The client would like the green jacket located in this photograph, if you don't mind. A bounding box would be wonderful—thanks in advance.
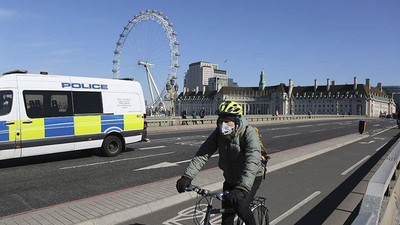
[183,116,263,193]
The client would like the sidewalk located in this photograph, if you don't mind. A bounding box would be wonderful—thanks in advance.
[0,133,367,225]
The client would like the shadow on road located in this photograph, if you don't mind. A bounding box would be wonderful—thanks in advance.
[0,149,95,169]
[295,131,400,225]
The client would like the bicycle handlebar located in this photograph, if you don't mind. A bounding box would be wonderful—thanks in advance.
[186,185,228,201]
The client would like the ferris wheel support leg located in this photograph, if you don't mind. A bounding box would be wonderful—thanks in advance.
[145,66,156,104]
[148,69,166,110]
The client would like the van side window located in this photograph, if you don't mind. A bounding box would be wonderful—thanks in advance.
[0,91,13,116]
[72,92,103,114]
[24,91,73,118]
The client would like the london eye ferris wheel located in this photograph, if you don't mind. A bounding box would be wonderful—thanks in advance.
[112,9,180,114]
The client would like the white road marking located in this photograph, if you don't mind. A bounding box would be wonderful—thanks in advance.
[269,127,290,131]
[371,125,397,137]
[59,151,175,170]
[376,143,386,151]
[270,191,321,225]
[373,124,380,127]
[134,154,220,171]
[310,129,326,133]
[359,140,375,145]
[341,155,371,176]
[373,137,386,140]
[272,133,301,139]
[296,125,312,128]
[316,123,329,126]
[137,146,166,150]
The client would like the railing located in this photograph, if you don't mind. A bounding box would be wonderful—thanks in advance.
[146,115,364,127]
[352,141,400,225]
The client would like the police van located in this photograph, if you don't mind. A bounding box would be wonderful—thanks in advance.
[0,70,147,160]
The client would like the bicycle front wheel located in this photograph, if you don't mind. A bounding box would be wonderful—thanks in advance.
[236,204,269,225]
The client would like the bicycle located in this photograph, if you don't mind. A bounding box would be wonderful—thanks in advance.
[186,184,269,225]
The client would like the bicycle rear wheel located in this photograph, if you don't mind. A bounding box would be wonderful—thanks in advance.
[236,204,269,225]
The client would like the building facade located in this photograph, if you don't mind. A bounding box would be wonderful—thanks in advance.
[183,61,219,91]
[383,86,400,113]
[176,71,396,117]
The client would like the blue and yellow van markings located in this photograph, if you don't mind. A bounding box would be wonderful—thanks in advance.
[0,113,143,143]
[0,121,9,141]
[101,115,124,133]
[45,117,74,137]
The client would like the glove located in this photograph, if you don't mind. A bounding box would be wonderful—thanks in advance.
[176,176,192,193]
[225,188,248,206]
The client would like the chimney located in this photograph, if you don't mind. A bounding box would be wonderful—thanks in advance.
[332,80,336,86]
[366,78,370,89]
[377,82,382,92]
[195,86,199,94]
[353,77,357,90]
[202,85,206,94]
[327,78,330,91]
[314,79,318,92]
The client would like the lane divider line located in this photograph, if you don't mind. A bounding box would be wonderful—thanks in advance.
[376,143,387,151]
[137,146,166,150]
[59,151,175,170]
[341,155,371,176]
[270,191,321,225]
[310,129,326,133]
[370,125,397,137]
[272,133,301,139]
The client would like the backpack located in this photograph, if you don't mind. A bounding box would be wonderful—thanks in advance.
[240,126,270,180]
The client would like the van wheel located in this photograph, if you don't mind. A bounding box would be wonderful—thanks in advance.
[102,136,122,157]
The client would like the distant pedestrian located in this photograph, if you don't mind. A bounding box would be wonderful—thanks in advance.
[199,108,205,124]
[181,111,188,125]
[192,111,198,125]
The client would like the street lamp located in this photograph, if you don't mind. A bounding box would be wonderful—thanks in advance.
[166,76,178,116]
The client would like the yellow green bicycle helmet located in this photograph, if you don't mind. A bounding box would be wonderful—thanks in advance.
[217,101,242,116]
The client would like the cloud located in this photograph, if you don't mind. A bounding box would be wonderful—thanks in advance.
[0,9,17,19]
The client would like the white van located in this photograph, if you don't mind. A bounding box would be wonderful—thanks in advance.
[0,70,147,160]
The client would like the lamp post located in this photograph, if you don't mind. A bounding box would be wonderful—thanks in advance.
[166,76,178,116]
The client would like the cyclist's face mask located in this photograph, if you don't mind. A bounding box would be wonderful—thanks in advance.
[218,117,236,139]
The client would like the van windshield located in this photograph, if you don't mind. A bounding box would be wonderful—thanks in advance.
[0,91,13,116]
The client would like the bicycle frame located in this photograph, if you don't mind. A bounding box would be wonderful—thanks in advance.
[203,197,235,224]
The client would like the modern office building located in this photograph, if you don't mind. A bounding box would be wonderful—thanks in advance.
[183,61,219,91]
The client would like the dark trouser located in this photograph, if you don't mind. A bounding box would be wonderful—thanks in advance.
[222,176,263,225]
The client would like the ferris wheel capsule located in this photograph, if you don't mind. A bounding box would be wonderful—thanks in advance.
[174,41,180,45]
[140,11,144,15]
[168,23,173,27]
[172,31,178,35]
[164,16,169,20]
[153,9,157,13]
[158,12,163,16]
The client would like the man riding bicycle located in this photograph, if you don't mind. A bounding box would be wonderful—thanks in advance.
[176,101,264,225]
